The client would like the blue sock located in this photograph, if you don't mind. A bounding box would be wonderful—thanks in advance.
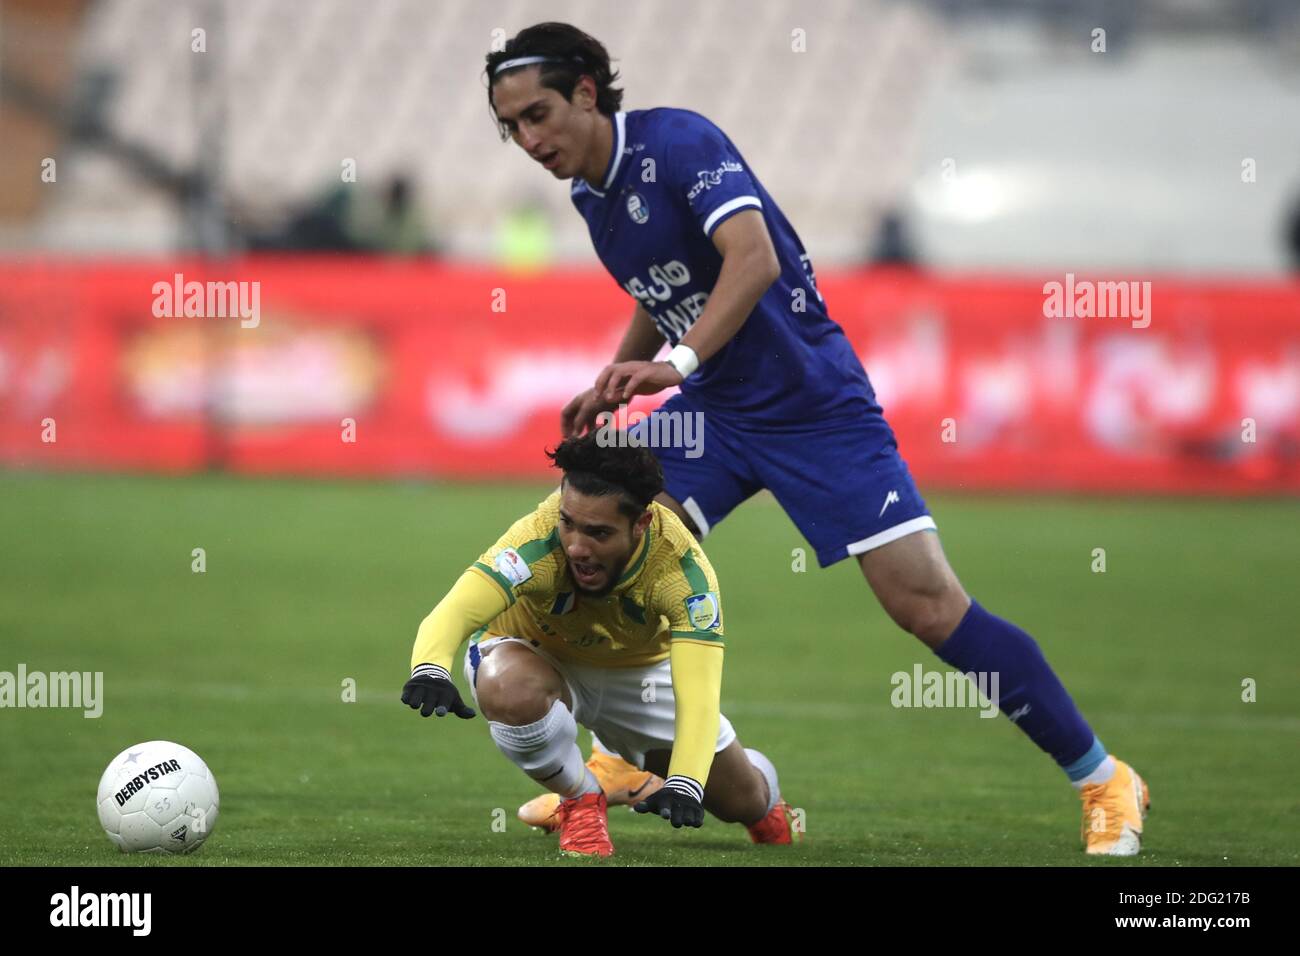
[935,599,1105,781]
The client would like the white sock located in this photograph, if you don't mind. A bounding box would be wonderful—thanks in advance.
[591,733,614,758]
[1071,755,1117,790]
[489,700,600,797]
[745,748,780,814]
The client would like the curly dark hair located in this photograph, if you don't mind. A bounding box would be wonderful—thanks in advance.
[485,22,623,141]
[546,432,663,520]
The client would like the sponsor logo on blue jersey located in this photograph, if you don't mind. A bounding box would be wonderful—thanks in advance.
[686,160,745,201]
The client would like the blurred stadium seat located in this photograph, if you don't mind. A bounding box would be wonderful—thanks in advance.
[1,0,1293,269]
[22,0,946,260]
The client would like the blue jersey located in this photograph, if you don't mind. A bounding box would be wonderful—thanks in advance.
[571,108,879,424]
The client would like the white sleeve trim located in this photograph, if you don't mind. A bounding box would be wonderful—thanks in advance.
[681,496,711,538]
[845,516,937,557]
[702,196,762,236]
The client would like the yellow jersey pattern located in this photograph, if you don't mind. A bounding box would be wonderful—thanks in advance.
[468,490,723,667]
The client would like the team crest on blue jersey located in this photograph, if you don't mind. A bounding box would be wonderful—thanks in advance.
[684,592,720,630]
[626,192,649,224]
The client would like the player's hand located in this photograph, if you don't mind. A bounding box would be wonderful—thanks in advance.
[560,387,618,438]
[634,775,705,828]
[401,665,476,719]
[597,360,683,402]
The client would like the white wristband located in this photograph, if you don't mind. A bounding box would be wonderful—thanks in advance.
[665,344,700,379]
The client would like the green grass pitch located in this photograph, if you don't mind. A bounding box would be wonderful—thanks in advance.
[1,472,1296,866]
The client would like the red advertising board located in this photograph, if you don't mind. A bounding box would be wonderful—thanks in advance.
[1,259,1297,493]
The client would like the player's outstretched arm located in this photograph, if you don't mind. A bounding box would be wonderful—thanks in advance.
[613,302,668,365]
[401,569,508,719]
[633,638,724,828]
[677,209,780,365]
[563,304,663,437]
[601,211,780,402]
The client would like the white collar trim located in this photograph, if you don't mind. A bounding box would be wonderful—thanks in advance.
[583,111,626,199]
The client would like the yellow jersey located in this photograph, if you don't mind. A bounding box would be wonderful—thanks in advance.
[408,489,728,784]
[468,490,723,667]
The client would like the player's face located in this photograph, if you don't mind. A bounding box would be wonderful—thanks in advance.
[491,68,600,180]
[557,486,652,597]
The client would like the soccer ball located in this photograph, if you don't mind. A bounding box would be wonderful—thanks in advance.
[96,740,220,854]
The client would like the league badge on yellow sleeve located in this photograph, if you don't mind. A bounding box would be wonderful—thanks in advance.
[685,592,721,630]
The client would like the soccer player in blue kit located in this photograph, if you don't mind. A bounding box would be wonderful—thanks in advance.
[484,22,1150,855]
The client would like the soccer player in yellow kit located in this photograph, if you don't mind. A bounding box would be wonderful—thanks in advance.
[400,433,796,857]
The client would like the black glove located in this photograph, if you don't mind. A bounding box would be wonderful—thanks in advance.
[634,775,705,828]
[401,664,476,719]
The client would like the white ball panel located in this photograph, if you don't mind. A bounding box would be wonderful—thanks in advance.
[118,810,163,852]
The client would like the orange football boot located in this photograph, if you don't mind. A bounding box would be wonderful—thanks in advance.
[747,800,801,845]
[1080,758,1150,856]
[520,750,663,832]
[557,791,614,858]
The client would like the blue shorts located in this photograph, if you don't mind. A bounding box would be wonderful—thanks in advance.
[630,393,935,568]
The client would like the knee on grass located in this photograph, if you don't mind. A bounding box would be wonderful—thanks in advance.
[708,785,769,827]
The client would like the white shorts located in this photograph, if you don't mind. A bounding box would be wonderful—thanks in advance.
[463,635,736,771]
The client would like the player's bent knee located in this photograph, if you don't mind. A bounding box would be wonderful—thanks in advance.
[710,789,767,826]
[702,743,771,825]
[907,602,957,646]
[708,787,767,826]
[474,646,567,725]
[863,544,970,646]
[476,676,557,725]
[882,584,969,647]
